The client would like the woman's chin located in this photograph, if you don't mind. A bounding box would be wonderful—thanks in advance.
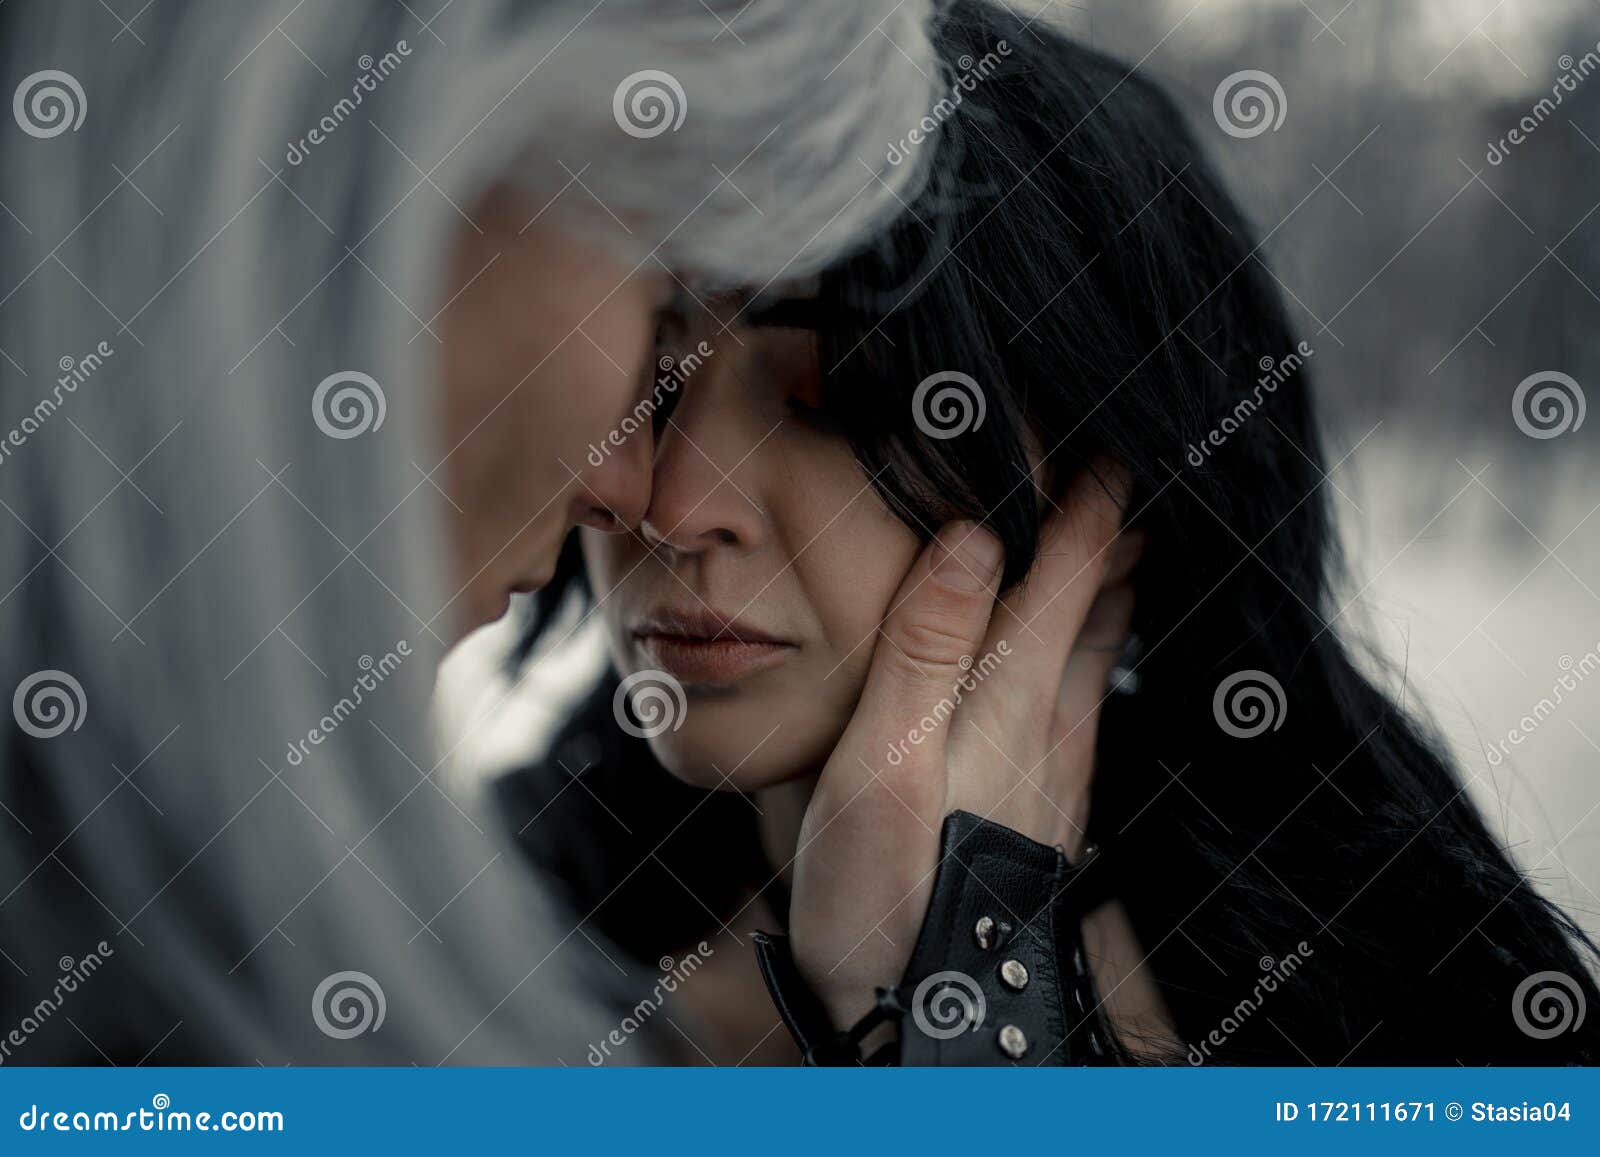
[648,731,823,794]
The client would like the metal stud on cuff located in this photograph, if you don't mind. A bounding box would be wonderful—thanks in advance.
[999,959,1029,990]
[998,1024,1029,1059]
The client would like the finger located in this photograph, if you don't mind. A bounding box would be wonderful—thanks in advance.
[974,461,1133,727]
[969,579,1139,851]
[1052,581,1137,762]
[820,520,1003,816]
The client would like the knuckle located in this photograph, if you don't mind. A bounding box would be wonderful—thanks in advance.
[888,609,982,671]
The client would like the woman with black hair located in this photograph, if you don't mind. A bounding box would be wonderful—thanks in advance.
[500,0,1600,1066]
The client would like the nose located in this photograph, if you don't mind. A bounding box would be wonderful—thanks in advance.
[573,413,652,533]
[639,378,766,556]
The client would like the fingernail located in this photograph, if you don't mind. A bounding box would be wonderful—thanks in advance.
[933,522,1003,593]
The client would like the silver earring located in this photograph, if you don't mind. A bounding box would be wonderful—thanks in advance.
[1108,632,1142,695]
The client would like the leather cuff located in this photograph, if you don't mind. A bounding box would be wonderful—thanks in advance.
[753,810,1117,1065]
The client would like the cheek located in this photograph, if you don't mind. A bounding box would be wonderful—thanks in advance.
[632,471,922,792]
[785,483,922,696]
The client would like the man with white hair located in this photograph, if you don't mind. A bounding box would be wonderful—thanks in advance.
[0,0,953,1063]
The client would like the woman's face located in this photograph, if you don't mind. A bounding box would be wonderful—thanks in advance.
[581,299,921,791]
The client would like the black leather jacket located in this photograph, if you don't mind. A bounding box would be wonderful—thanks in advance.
[496,679,1124,1066]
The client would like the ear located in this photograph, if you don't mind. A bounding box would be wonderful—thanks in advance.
[1101,525,1146,590]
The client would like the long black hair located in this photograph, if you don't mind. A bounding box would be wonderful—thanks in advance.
[510,0,1600,1064]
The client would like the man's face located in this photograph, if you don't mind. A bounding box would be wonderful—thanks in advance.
[438,185,669,638]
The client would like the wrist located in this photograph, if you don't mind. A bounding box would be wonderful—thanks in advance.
[814,984,886,1033]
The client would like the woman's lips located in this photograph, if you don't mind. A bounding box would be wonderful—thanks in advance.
[632,607,795,686]
[636,635,793,685]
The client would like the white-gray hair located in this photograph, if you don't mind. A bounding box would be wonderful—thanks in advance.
[0,0,939,1062]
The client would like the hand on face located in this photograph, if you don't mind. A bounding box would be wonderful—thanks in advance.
[786,465,1143,1030]
[573,285,1144,1037]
